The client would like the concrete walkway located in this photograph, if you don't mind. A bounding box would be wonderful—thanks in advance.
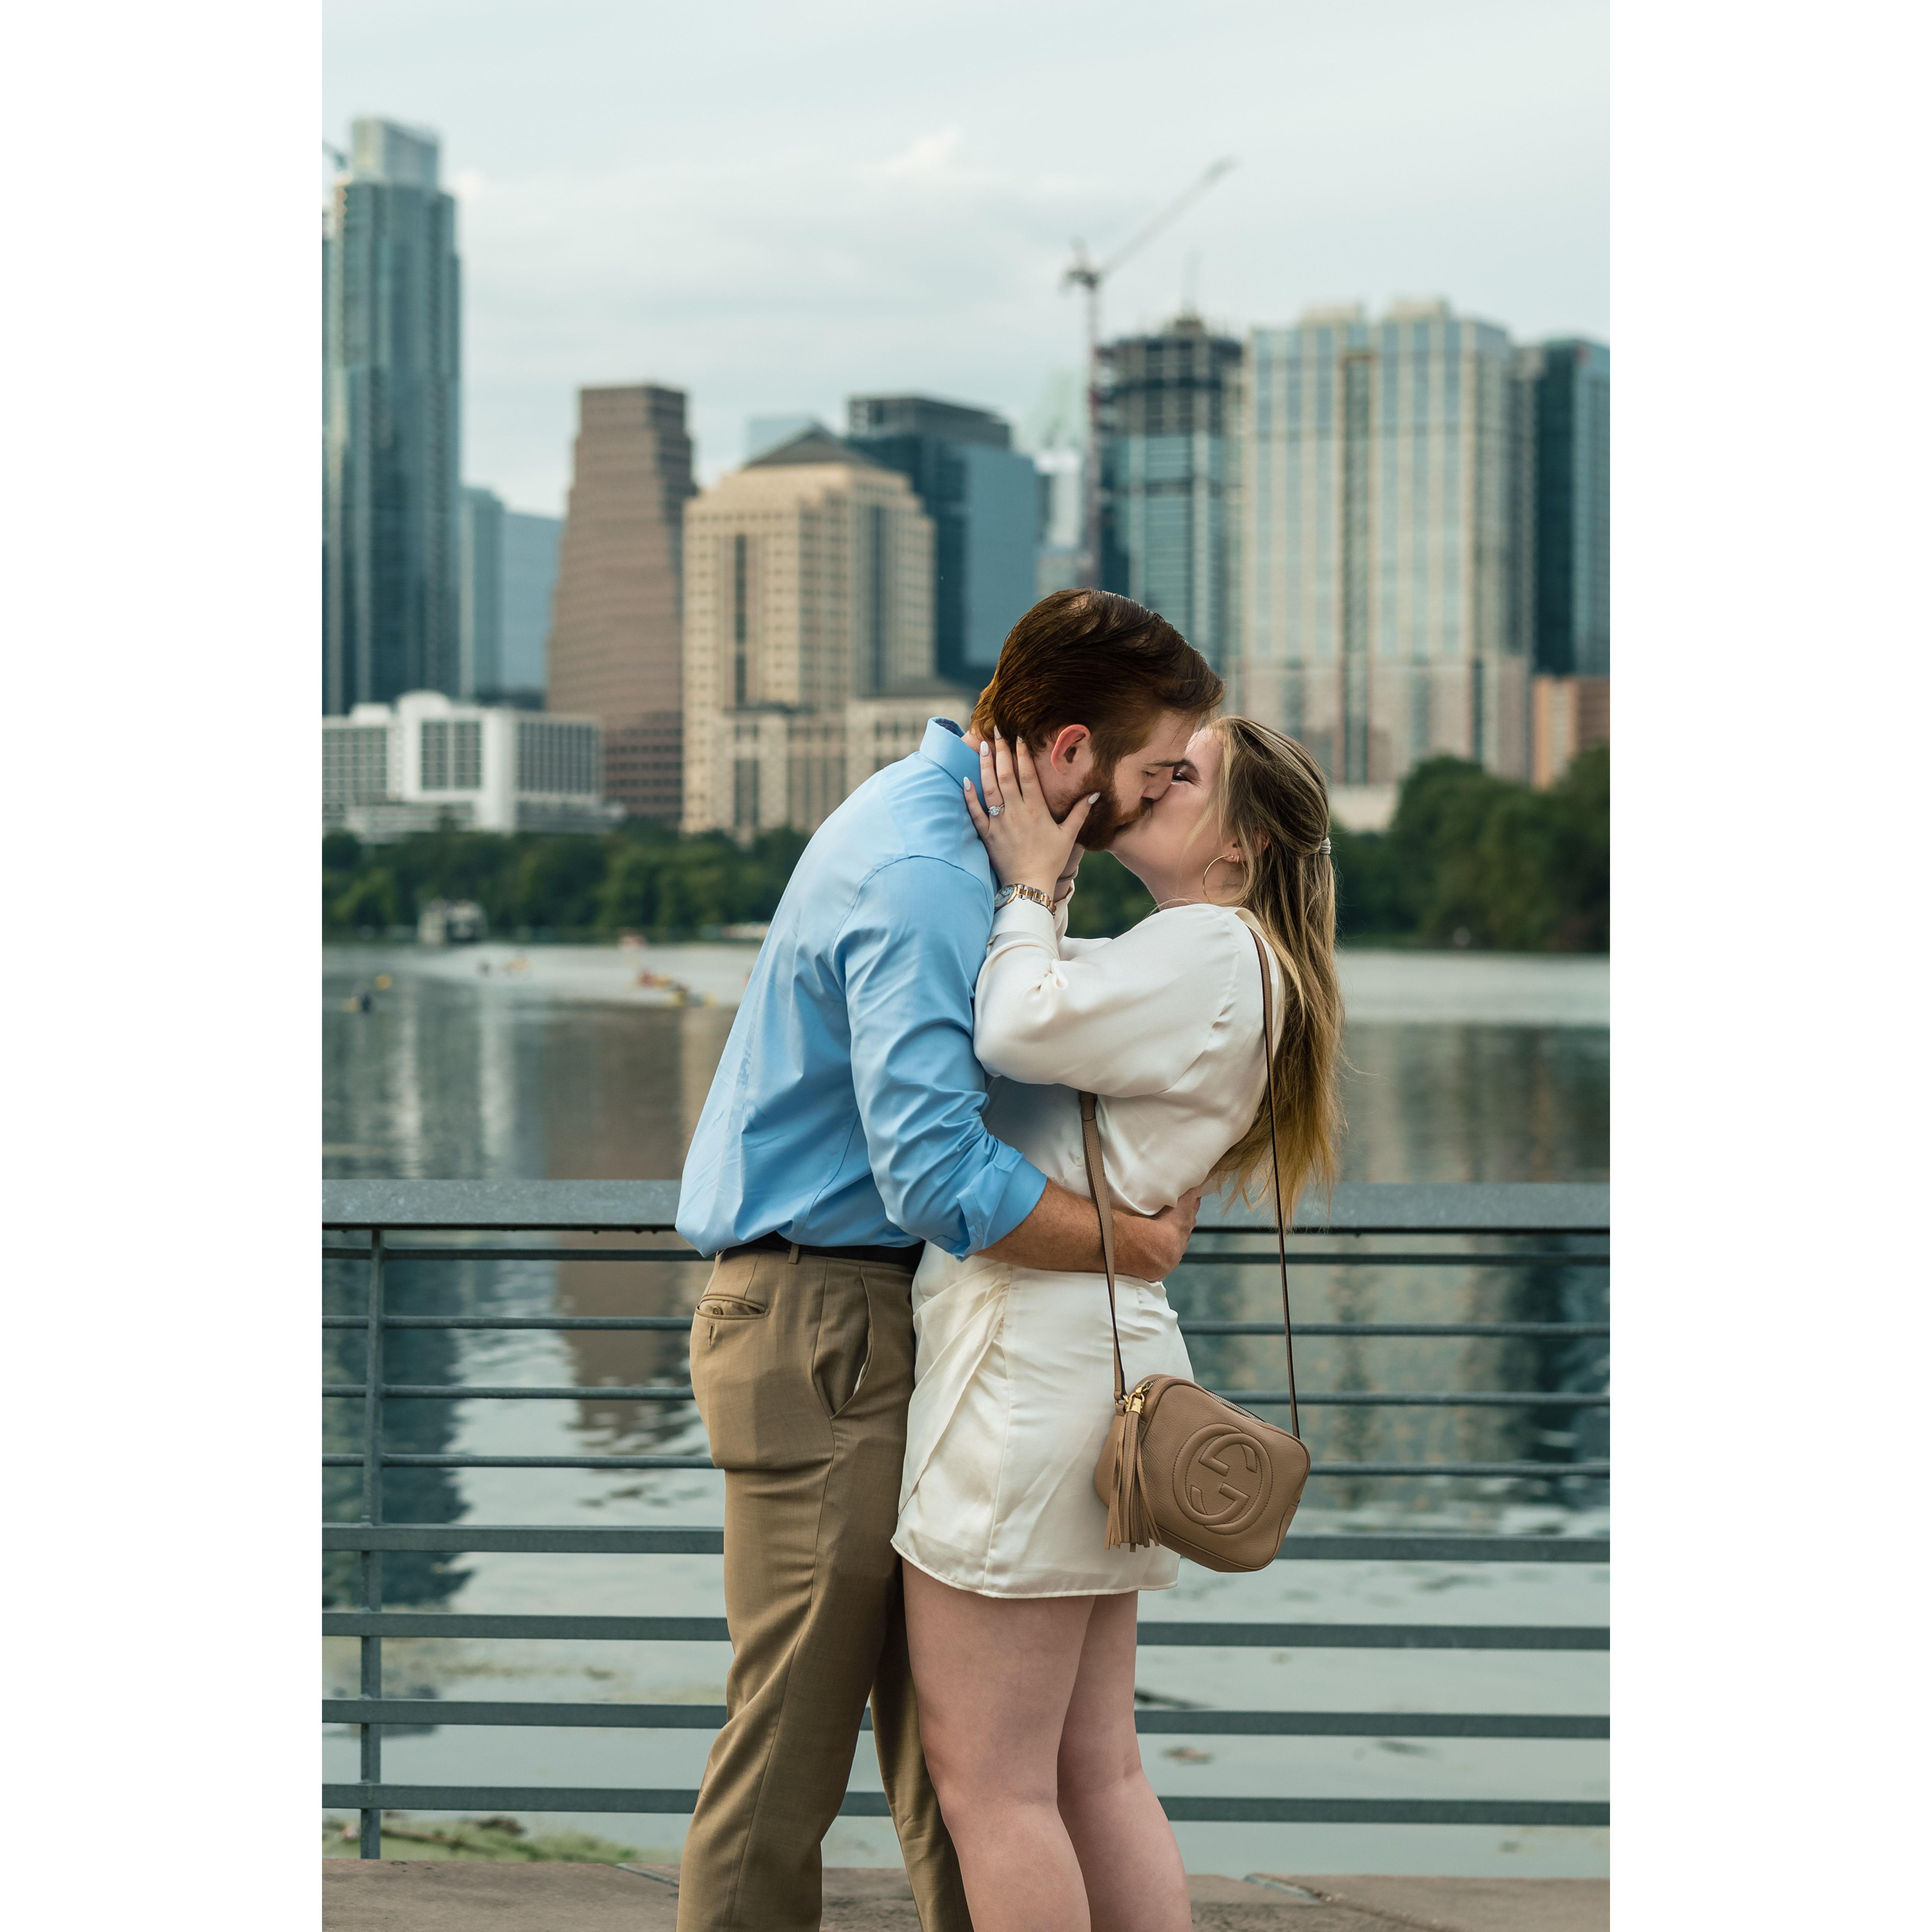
[322,1862,1608,1931]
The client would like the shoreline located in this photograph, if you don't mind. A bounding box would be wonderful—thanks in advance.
[325,940,1609,1028]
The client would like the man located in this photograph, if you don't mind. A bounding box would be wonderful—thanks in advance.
[673,589,1223,1932]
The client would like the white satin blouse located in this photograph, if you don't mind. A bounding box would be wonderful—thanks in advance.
[893,894,1284,1597]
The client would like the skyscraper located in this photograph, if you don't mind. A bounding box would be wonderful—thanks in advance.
[545,385,695,822]
[323,119,462,714]
[1525,339,1610,678]
[682,428,956,839]
[1098,315,1244,673]
[498,508,562,704]
[1236,300,1528,788]
[459,486,503,700]
[460,488,559,708]
[845,395,1039,687]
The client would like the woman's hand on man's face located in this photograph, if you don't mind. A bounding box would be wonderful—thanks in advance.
[962,733,1097,897]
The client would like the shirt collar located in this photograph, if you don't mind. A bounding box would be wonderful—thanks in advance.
[916,717,981,789]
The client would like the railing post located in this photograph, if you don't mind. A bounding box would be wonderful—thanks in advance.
[358,1229,385,1859]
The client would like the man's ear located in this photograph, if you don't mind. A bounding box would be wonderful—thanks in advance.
[1046,723,1092,770]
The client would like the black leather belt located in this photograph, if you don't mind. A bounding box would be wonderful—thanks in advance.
[720,1231,920,1271]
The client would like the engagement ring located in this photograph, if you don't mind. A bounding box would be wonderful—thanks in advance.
[988,805,1003,817]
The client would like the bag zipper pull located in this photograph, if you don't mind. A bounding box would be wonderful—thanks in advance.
[1119,1377,1155,1416]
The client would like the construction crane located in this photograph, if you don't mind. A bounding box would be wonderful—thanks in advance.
[1062,158,1237,586]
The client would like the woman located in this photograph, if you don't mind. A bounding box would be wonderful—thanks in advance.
[894,717,1345,1932]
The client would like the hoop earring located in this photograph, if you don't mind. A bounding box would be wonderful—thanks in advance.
[1201,855,1239,901]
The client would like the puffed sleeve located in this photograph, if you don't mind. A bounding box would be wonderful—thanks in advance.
[973,901,1249,1097]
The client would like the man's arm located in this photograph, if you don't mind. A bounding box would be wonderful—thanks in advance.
[840,857,1049,1257]
[980,1179,1203,1281]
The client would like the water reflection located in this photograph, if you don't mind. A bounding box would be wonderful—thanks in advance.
[323,954,1611,1580]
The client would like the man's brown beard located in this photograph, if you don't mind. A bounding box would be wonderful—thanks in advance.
[1074,781,1144,851]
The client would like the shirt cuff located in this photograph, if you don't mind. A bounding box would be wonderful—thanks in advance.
[988,894,1062,947]
[954,1151,1049,1258]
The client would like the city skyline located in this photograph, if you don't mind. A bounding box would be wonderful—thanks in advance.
[322,0,1607,515]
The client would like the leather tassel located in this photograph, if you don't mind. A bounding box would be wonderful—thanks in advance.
[1104,1408,1162,1552]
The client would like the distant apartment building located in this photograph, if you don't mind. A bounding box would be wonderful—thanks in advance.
[1236,300,1528,796]
[323,690,619,841]
[461,487,560,707]
[846,394,1039,688]
[323,119,462,713]
[1523,339,1611,678]
[1020,367,1089,599]
[1099,314,1244,673]
[682,428,965,840]
[545,385,695,822]
[1531,675,1610,789]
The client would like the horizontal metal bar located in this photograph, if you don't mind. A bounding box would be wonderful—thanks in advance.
[321,1782,1607,1827]
[324,1612,1606,1650]
[323,1179,1609,1235]
[322,1316,693,1331]
[1179,1253,1608,1268]
[322,1525,1609,1564]
[323,1698,1607,1740]
[323,1247,699,1263]
[322,1452,1610,1477]
[324,1382,1608,1409]
[322,1244,1607,1269]
[319,1315,1609,1338]
[1184,1322,1610,1338]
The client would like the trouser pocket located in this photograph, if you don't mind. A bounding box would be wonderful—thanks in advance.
[690,1252,837,1470]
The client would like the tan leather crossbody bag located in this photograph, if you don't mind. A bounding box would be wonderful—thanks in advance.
[1086,925,1310,1573]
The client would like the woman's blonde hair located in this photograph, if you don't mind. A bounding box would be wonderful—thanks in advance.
[1204,716,1346,1221]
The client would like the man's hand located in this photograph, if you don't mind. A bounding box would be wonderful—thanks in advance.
[1113,1187,1203,1282]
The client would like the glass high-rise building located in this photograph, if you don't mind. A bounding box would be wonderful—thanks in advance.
[845,395,1038,687]
[1526,338,1610,678]
[459,486,503,700]
[1237,300,1527,786]
[323,119,462,715]
[1098,315,1244,673]
[460,487,560,708]
[499,509,562,702]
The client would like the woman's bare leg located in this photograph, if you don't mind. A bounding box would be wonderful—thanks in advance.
[1057,1591,1191,1931]
[902,1561,1096,1932]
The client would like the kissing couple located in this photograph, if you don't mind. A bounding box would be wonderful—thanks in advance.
[673,588,1344,1932]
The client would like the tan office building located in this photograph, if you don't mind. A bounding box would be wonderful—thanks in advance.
[1531,675,1610,788]
[545,385,695,822]
[682,429,967,839]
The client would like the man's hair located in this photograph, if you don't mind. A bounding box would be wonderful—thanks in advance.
[969,589,1223,774]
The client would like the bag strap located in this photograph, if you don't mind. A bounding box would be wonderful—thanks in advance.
[1076,921,1302,1438]
[1078,1091,1128,1406]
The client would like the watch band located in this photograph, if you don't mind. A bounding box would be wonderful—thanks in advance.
[995,883,1056,913]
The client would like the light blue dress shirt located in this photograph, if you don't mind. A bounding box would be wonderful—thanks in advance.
[676,718,1050,1260]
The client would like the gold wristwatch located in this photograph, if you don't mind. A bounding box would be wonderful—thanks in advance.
[994,883,1056,913]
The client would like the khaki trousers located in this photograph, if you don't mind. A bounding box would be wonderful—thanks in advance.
[676,1247,971,1932]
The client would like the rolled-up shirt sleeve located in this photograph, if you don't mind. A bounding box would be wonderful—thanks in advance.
[837,857,1048,1257]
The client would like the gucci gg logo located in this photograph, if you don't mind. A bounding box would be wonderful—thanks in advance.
[1172,1423,1275,1534]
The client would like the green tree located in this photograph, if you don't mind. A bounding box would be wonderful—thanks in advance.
[1064,850,1154,937]
[510,835,610,933]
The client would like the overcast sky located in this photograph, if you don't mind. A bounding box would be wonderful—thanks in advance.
[324,0,1607,513]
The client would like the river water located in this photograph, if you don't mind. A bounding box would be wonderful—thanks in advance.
[323,941,1609,1879]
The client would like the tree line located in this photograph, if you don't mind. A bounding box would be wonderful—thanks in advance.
[323,744,1606,952]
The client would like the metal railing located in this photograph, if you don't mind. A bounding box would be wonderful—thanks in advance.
[323,1180,1609,1857]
